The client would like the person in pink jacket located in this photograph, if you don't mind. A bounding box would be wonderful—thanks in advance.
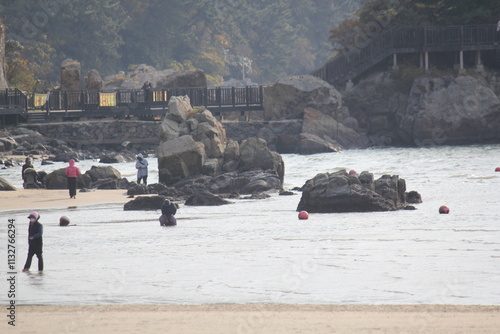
[64,159,81,199]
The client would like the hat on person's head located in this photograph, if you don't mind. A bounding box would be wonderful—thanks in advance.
[164,199,170,206]
[28,211,40,220]
[137,153,143,159]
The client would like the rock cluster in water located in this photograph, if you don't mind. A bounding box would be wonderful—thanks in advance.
[296,170,420,213]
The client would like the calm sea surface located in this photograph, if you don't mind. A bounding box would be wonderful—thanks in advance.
[1,145,499,305]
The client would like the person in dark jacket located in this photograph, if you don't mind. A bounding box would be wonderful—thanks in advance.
[23,211,44,271]
[22,157,34,184]
[160,199,177,226]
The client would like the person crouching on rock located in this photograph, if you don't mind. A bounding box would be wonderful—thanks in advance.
[160,199,177,226]
[23,211,44,272]
[64,159,81,199]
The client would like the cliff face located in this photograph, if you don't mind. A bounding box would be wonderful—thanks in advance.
[344,71,500,147]
[0,24,8,89]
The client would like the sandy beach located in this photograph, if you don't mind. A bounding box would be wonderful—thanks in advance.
[2,304,499,333]
[0,188,131,211]
[2,190,500,333]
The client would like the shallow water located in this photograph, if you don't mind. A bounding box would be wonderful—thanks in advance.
[1,145,499,305]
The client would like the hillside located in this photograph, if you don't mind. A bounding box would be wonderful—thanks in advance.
[0,0,360,89]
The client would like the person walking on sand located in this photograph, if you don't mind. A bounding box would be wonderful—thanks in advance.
[64,159,81,199]
[135,153,148,185]
[23,211,44,272]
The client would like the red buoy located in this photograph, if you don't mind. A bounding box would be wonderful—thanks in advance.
[59,215,70,226]
[298,211,309,220]
[439,205,450,214]
[495,167,500,172]
[349,169,357,175]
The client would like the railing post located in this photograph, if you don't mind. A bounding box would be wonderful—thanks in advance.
[231,87,236,107]
[245,86,250,106]
[81,90,85,111]
[259,86,263,107]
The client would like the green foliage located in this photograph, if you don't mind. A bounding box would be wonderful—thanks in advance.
[389,66,424,94]
[1,0,361,86]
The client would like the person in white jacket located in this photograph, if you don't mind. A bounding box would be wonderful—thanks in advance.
[135,153,149,185]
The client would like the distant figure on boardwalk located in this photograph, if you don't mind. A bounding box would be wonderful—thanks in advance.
[135,153,148,185]
[160,199,177,226]
[23,211,44,272]
[64,159,81,199]
[142,81,153,107]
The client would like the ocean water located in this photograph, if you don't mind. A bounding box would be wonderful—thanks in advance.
[1,145,499,306]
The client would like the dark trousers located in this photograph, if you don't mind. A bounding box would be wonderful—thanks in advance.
[137,175,148,185]
[68,177,77,198]
[24,242,43,271]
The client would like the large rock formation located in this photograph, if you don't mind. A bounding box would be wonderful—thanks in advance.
[263,75,369,153]
[0,23,8,89]
[398,75,500,146]
[60,59,81,91]
[104,64,176,90]
[44,165,122,189]
[297,170,414,213]
[263,75,348,121]
[157,96,284,193]
[156,69,207,88]
[344,72,500,147]
[84,69,103,91]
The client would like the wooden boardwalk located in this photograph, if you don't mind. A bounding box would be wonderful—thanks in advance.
[0,86,264,125]
[312,24,500,87]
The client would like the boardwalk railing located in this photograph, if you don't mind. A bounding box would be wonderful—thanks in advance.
[0,89,28,111]
[312,24,500,86]
[26,86,264,112]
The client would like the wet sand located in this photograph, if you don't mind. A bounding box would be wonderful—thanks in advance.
[0,189,130,211]
[2,190,500,333]
[3,304,499,333]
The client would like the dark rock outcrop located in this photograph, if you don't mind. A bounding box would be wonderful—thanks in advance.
[156,69,207,88]
[0,176,16,191]
[297,170,415,213]
[185,191,232,206]
[406,190,422,204]
[124,195,165,211]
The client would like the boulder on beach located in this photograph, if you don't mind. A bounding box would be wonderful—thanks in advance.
[184,191,232,206]
[44,168,92,189]
[124,195,165,211]
[296,170,416,213]
[84,165,122,182]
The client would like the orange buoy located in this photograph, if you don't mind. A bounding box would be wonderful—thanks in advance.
[298,211,309,220]
[349,169,357,175]
[439,205,450,214]
[495,167,500,172]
